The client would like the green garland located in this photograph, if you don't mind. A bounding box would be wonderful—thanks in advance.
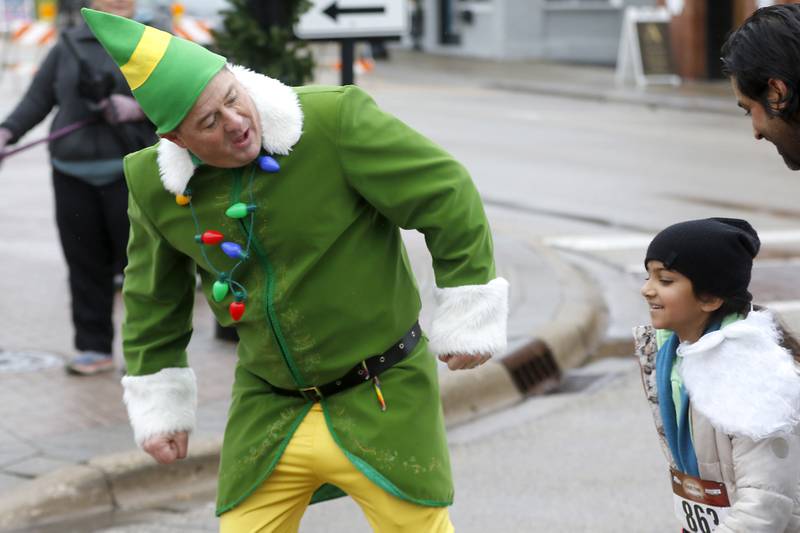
[187,163,257,308]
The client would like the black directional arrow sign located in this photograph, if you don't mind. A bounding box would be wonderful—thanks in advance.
[295,0,405,40]
[296,0,406,83]
[323,1,386,21]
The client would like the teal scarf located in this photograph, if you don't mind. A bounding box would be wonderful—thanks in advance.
[655,321,722,476]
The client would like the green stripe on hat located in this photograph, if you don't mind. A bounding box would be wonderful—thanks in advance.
[133,37,226,134]
[82,7,227,134]
[81,8,143,66]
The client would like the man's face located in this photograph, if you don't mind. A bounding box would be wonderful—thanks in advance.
[732,77,800,171]
[163,69,262,169]
[90,0,135,18]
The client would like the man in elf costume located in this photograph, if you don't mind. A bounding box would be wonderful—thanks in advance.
[82,8,508,532]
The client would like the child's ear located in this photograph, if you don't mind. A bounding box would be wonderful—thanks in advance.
[698,295,724,313]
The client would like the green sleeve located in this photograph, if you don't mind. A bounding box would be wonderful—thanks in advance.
[122,160,196,376]
[337,85,496,288]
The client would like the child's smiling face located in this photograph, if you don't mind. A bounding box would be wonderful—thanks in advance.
[641,261,723,343]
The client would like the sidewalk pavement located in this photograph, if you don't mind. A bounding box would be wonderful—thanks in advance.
[0,50,734,530]
[351,47,736,116]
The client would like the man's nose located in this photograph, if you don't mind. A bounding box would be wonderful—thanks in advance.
[223,109,245,132]
[753,126,763,140]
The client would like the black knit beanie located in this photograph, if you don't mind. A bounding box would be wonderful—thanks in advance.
[644,218,760,298]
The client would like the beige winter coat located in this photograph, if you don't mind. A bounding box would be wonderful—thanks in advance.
[634,310,800,532]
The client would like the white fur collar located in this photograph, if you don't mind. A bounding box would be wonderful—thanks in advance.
[678,310,800,439]
[156,64,304,196]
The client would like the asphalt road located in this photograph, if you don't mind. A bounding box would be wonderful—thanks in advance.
[23,49,800,532]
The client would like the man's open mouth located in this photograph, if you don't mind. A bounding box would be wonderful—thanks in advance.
[232,129,250,148]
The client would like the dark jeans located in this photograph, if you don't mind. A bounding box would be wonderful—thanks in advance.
[52,169,129,354]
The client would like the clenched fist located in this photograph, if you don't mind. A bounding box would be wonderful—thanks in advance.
[142,431,189,464]
[438,352,491,370]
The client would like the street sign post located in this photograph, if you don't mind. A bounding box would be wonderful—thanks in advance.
[296,0,407,84]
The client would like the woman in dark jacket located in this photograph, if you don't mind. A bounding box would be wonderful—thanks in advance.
[0,0,157,375]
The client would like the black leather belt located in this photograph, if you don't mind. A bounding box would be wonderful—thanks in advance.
[270,321,422,402]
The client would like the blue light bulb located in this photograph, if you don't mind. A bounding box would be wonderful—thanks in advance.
[221,242,248,260]
[258,155,280,173]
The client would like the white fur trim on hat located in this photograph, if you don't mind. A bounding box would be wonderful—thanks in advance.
[678,310,800,439]
[428,277,509,358]
[121,367,197,447]
[156,64,304,196]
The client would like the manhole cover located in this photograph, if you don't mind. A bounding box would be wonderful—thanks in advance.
[0,350,63,373]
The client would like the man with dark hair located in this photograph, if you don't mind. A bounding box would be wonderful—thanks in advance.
[722,4,800,170]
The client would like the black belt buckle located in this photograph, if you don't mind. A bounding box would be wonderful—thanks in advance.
[299,386,323,402]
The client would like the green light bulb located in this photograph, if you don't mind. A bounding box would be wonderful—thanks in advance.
[225,202,255,219]
[212,280,229,302]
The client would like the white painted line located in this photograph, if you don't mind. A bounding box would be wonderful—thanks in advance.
[759,229,800,244]
[753,257,800,268]
[761,300,800,314]
[626,257,800,274]
[546,229,800,253]
[544,233,651,252]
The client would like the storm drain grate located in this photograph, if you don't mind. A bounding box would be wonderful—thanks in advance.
[502,340,562,396]
[0,350,63,373]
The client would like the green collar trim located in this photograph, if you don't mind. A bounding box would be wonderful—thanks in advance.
[189,151,203,168]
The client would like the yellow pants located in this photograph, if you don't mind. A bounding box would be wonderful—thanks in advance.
[219,403,454,533]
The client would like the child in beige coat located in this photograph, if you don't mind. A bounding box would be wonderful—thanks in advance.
[635,218,800,532]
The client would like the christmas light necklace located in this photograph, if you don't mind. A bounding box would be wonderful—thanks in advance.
[177,154,280,322]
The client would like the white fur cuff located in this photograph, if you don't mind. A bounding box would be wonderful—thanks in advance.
[121,367,197,447]
[428,277,509,357]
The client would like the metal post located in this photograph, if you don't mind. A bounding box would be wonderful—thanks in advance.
[341,39,355,85]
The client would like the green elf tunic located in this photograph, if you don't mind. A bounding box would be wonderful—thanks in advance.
[120,65,509,515]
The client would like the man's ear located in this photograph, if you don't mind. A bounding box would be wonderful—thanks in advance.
[160,131,186,148]
[767,78,789,112]
[698,294,724,314]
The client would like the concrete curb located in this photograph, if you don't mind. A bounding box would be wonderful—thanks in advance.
[440,244,608,426]
[0,247,607,531]
[0,437,221,531]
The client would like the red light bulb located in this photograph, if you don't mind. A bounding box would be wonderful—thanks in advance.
[229,301,245,321]
[195,230,224,245]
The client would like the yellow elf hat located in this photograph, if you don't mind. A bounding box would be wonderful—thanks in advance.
[81,8,226,134]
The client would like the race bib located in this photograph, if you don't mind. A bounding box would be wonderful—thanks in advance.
[670,468,730,532]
